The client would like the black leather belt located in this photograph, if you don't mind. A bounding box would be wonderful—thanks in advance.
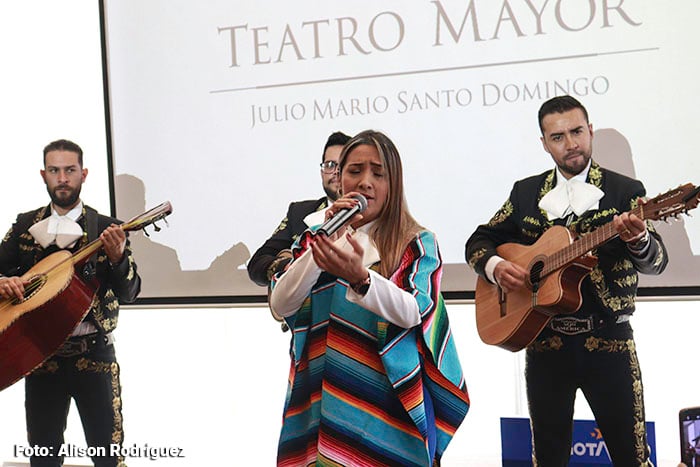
[54,333,114,358]
[547,315,630,336]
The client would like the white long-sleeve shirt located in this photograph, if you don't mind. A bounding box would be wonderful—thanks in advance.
[269,225,421,328]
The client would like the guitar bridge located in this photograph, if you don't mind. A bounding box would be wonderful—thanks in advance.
[498,285,506,317]
[531,282,539,309]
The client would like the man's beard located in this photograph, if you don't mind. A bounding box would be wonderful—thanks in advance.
[323,183,339,201]
[48,185,81,209]
[558,151,591,178]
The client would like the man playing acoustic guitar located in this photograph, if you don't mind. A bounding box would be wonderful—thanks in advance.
[465,96,667,466]
[0,139,141,467]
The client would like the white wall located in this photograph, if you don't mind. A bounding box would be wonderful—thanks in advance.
[1,300,697,466]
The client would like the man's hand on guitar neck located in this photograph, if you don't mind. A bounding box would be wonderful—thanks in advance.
[493,260,528,294]
[613,211,648,246]
[0,276,28,301]
[100,224,127,265]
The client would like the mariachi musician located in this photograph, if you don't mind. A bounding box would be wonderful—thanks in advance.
[465,96,667,465]
[0,139,140,467]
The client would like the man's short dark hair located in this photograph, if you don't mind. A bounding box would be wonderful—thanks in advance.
[43,139,83,167]
[322,131,351,162]
[538,95,589,134]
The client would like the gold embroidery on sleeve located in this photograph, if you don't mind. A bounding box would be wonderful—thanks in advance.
[589,267,635,312]
[614,274,638,288]
[487,200,513,226]
[468,248,487,269]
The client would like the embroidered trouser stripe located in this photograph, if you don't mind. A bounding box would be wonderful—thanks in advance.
[26,344,125,467]
[525,323,651,466]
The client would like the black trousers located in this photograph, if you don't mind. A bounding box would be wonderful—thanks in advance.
[525,322,651,466]
[25,338,124,467]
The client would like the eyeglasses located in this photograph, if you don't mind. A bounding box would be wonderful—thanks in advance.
[320,160,339,174]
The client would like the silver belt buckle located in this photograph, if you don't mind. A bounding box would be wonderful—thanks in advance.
[548,316,593,335]
[55,337,89,358]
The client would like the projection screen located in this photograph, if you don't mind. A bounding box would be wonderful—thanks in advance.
[103,0,700,302]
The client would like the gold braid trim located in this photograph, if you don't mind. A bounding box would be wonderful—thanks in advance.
[587,207,618,224]
[614,274,639,289]
[612,259,634,273]
[125,249,136,281]
[487,199,513,226]
[523,216,541,227]
[468,248,486,269]
[584,337,649,463]
[76,358,125,453]
[588,162,603,188]
[537,171,556,226]
[589,267,635,312]
[89,293,104,323]
[652,241,665,269]
[89,289,118,332]
[33,360,60,374]
[271,216,289,236]
[528,335,563,352]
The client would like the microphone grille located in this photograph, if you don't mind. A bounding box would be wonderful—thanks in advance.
[353,194,368,213]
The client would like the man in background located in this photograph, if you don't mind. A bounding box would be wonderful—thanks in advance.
[247,131,351,287]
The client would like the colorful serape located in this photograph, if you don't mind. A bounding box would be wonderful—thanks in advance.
[275,230,469,466]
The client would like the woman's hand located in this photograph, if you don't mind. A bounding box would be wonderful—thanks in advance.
[311,231,368,285]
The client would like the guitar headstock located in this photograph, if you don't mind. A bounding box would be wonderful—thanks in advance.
[644,184,700,221]
[121,201,173,233]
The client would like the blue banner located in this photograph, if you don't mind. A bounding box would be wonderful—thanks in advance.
[501,417,656,466]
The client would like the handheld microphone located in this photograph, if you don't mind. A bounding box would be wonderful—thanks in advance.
[316,194,368,236]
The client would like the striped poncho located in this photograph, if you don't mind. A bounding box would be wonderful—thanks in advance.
[276,230,469,466]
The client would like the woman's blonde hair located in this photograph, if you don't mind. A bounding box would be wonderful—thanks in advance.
[339,130,422,277]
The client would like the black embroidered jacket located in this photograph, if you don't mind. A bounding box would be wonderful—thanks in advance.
[465,162,667,318]
[247,197,328,286]
[0,204,141,333]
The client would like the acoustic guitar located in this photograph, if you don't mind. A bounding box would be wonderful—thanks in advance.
[0,201,172,391]
[475,184,700,352]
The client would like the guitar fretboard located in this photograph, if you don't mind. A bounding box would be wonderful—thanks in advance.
[542,204,644,277]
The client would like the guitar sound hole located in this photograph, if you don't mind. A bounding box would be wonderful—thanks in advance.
[11,275,47,305]
[529,261,544,289]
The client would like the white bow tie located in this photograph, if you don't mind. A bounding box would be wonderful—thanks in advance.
[539,178,604,221]
[28,215,83,249]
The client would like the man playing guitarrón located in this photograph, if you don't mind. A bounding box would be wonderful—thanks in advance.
[0,139,140,467]
[465,96,667,466]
